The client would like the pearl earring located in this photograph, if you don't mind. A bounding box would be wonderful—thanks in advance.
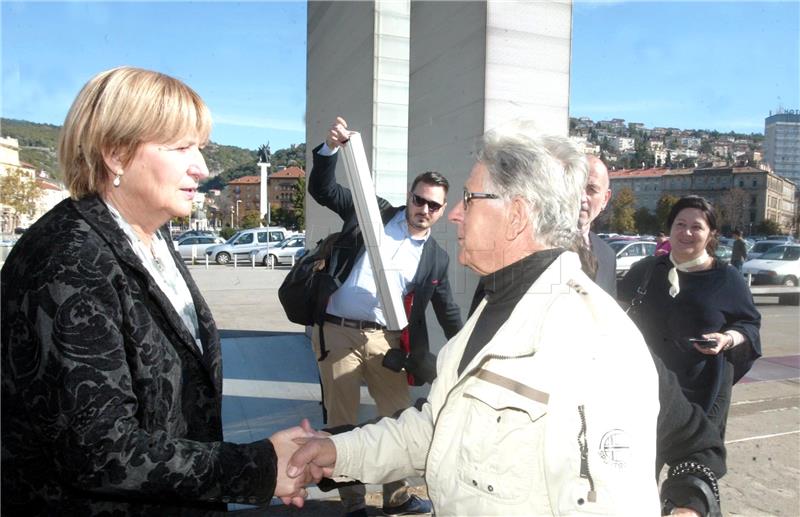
[113,169,123,188]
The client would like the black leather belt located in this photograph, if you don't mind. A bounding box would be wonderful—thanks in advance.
[324,314,386,331]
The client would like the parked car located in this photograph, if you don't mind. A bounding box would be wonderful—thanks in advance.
[608,240,657,277]
[250,235,306,266]
[174,235,224,260]
[766,235,795,243]
[204,227,290,265]
[719,237,754,253]
[742,245,800,287]
[174,229,217,242]
[715,245,733,261]
[747,240,786,260]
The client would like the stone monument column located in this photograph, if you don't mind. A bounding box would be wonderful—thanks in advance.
[306,0,410,241]
[408,0,572,350]
[306,0,573,350]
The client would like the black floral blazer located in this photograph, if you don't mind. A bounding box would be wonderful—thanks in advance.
[1,195,277,514]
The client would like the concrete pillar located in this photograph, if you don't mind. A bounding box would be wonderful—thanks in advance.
[305,0,410,242]
[305,0,573,352]
[408,0,573,350]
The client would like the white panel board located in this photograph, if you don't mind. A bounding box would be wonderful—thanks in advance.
[340,133,408,330]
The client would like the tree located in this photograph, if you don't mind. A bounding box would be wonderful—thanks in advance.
[665,150,673,168]
[292,177,306,230]
[634,207,659,234]
[0,167,41,228]
[718,188,749,233]
[756,219,782,235]
[632,137,654,168]
[656,194,679,230]
[611,187,636,233]
[241,210,262,229]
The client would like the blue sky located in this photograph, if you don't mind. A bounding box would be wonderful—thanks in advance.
[2,1,798,151]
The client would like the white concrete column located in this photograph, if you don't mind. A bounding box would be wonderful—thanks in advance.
[258,161,269,225]
[408,0,573,350]
[305,0,411,243]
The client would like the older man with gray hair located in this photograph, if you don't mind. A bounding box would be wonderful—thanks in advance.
[287,128,715,516]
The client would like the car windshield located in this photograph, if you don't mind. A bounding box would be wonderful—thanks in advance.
[753,242,779,253]
[609,241,629,252]
[226,232,241,244]
[760,246,800,261]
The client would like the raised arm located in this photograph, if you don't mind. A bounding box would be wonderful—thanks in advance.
[307,117,356,220]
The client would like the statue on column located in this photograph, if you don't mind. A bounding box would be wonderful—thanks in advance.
[257,143,271,164]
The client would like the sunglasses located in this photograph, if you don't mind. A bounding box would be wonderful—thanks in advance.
[410,192,443,213]
[463,188,498,209]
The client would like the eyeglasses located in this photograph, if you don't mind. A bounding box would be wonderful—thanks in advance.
[463,188,498,209]
[410,192,443,213]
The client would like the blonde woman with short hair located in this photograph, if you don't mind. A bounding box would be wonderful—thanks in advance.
[1,67,311,513]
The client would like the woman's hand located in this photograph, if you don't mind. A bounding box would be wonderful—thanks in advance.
[693,332,732,355]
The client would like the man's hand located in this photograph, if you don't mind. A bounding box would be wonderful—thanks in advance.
[270,419,319,507]
[668,508,701,517]
[326,116,351,150]
[287,437,338,484]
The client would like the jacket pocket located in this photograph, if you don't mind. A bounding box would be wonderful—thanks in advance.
[456,375,549,504]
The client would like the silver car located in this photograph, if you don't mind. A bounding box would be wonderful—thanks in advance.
[609,240,657,277]
[250,235,305,266]
[174,235,225,260]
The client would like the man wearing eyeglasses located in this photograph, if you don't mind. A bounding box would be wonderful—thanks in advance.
[289,127,721,516]
[306,116,462,517]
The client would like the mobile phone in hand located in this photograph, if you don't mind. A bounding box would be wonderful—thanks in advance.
[689,337,717,349]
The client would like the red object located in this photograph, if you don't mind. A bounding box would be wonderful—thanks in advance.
[400,291,415,385]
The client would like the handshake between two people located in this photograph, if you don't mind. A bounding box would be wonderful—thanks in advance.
[270,418,339,508]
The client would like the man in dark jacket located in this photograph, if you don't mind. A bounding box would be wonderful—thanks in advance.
[307,116,462,516]
[580,155,617,296]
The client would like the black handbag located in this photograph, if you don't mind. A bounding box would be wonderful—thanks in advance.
[625,259,657,320]
[278,231,342,326]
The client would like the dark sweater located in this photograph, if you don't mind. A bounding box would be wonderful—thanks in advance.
[619,255,762,409]
[460,249,563,374]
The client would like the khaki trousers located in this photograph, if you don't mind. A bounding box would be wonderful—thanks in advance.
[312,323,411,512]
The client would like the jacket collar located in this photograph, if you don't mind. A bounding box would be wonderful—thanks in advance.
[456,251,583,376]
[72,195,221,391]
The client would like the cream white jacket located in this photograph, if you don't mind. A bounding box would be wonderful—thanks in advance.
[331,252,661,516]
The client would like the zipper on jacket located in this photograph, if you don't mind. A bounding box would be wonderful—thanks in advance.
[577,405,597,503]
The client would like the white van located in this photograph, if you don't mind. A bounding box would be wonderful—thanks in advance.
[204,227,289,264]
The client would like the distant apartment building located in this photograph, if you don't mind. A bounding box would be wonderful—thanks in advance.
[0,136,68,234]
[268,166,305,211]
[680,136,702,149]
[609,164,796,233]
[764,111,800,185]
[225,166,306,217]
[611,136,635,153]
[598,118,626,131]
[569,135,599,155]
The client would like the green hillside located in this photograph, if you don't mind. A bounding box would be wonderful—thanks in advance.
[1,118,305,188]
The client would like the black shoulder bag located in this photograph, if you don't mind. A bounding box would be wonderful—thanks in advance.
[625,260,657,321]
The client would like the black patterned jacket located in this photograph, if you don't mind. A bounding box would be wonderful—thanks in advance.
[1,195,277,514]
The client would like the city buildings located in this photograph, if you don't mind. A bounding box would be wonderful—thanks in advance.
[608,164,796,234]
[223,166,306,224]
[764,110,800,185]
[0,136,67,235]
